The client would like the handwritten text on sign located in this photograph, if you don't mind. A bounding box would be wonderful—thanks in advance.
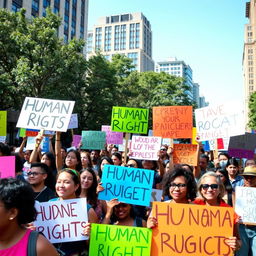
[98,165,154,207]
[81,131,106,150]
[111,106,149,134]
[235,186,256,225]
[34,198,88,243]
[101,125,123,145]
[0,156,15,178]
[195,102,245,141]
[16,97,75,132]
[130,136,162,161]
[151,202,234,256]
[173,144,198,166]
[153,106,193,139]
[89,224,152,256]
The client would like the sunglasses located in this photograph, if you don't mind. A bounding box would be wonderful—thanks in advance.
[126,164,135,168]
[201,184,219,190]
[27,171,45,176]
[160,148,167,151]
[170,183,187,189]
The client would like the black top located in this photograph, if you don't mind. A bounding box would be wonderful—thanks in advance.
[34,187,56,202]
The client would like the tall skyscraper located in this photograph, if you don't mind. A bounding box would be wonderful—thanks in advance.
[155,57,194,101]
[0,0,89,53]
[87,12,154,72]
[243,0,256,128]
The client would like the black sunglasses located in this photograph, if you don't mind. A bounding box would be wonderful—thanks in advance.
[201,184,219,190]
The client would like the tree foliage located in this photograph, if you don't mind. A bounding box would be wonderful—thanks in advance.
[248,92,256,129]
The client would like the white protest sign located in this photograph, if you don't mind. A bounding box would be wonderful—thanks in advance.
[195,102,245,141]
[16,97,75,132]
[235,186,256,225]
[118,138,131,152]
[26,136,36,150]
[68,113,78,129]
[0,136,6,143]
[130,136,161,160]
[34,198,88,243]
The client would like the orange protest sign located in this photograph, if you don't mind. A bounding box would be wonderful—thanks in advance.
[153,106,193,139]
[173,144,198,166]
[151,202,234,256]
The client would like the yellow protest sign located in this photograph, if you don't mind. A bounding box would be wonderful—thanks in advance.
[151,202,234,256]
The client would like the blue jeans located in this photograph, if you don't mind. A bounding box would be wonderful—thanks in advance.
[236,224,256,256]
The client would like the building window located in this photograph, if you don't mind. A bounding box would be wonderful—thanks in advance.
[111,15,119,23]
[248,61,253,66]
[71,0,77,39]
[114,25,120,51]
[31,0,40,17]
[95,27,102,50]
[249,80,254,85]
[249,67,254,72]
[42,0,51,17]
[249,86,254,91]
[127,52,138,70]
[104,26,112,51]
[12,0,23,12]
[54,0,60,14]
[80,0,85,39]
[248,48,253,54]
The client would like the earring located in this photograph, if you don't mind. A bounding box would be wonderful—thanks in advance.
[9,217,14,220]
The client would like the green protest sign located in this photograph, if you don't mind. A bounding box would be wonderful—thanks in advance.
[111,106,149,134]
[19,128,26,137]
[0,111,7,136]
[81,131,106,150]
[89,224,152,256]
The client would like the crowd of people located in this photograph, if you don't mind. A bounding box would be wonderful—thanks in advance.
[0,133,256,256]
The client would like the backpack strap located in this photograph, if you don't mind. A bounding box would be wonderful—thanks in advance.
[27,230,40,256]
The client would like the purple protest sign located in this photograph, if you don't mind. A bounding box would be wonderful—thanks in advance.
[101,125,123,145]
[72,135,82,148]
[0,156,15,178]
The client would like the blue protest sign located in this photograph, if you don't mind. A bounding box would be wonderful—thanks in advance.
[98,165,154,206]
[41,137,50,153]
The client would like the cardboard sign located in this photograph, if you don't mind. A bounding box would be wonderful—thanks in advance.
[111,106,149,134]
[26,129,40,137]
[101,125,123,145]
[151,202,234,256]
[235,186,256,225]
[173,144,198,166]
[228,133,256,159]
[81,131,106,150]
[130,136,162,161]
[26,136,36,150]
[153,106,193,139]
[34,198,88,243]
[68,113,78,129]
[0,111,7,136]
[195,102,245,141]
[72,135,82,148]
[89,224,152,256]
[16,97,75,132]
[0,156,15,178]
[98,165,154,207]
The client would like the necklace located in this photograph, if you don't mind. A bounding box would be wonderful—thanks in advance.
[35,186,47,200]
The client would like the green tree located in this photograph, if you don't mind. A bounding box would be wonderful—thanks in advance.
[248,91,256,129]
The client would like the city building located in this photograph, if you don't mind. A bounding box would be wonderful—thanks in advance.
[87,12,154,72]
[193,83,200,106]
[243,0,256,128]
[0,0,89,52]
[199,96,209,108]
[155,57,194,101]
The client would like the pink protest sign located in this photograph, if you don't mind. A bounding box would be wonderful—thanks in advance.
[101,125,123,145]
[0,156,15,178]
[72,135,82,148]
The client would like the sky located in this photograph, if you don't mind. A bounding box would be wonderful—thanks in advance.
[88,0,248,106]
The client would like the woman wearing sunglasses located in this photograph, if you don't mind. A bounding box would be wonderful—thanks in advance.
[147,167,197,228]
[194,172,241,252]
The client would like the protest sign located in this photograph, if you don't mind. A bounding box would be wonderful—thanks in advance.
[195,102,245,141]
[118,138,131,152]
[151,202,234,256]
[0,111,7,136]
[0,136,6,143]
[26,129,40,137]
[72,135,82,148]
[153,106,193,138]
[235,186,256,225]
[0,156,15,178]
[162,138,171,145]
[41,137,50,153]
[101,125,123,145]
[26,136,36,150]
[19,128,26,137]
[173,144,198,166]
[151,189,162,202]
[130,136,162,161]
[99,165,154,207]
[34,198,88,243]
[16,97,75,132]
[111,106,149,134]
[192,127,197,145]
[81,131,106,150]
[228,133,256,159]
[68,113,78,129]
[89,224,152,256]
